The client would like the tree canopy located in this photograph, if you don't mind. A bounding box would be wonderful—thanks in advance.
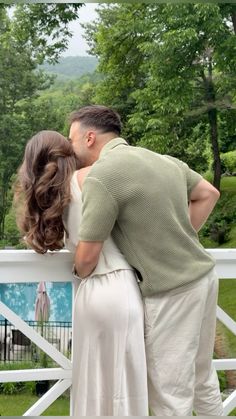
[85,3,236,189]
[0,4,82,240]
[0,3,236,246]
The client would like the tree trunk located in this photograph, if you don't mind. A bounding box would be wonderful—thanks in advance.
[208,107,221,191]
[202,65,221,191]
[231,10,236,34]
[0,184,8,240]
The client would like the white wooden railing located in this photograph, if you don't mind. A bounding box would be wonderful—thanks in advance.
[0,248,235,416]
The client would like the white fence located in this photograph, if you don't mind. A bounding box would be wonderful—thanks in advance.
[0,248,235,416]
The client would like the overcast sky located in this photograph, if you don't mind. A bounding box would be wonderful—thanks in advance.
[63,3,98,57]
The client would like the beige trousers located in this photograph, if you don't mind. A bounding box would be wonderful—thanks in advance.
[144,268,224,416]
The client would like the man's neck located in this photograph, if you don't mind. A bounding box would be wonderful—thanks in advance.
[97,132,118,146]
[97,134,120,156]
[99,137,128,160]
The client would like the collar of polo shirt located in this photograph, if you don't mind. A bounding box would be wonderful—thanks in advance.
[99,137,128,159]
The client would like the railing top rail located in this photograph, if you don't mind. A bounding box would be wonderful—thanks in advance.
[206,248,236,259]
[0,249,72,262]
[0,248,235,260]
[0,249,74,283]
[0,249,235,284]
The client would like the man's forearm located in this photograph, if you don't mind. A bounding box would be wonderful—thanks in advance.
[189,179,220,232]
[75,258,97,279]
[189,193,220,232]
[74,241,103,279]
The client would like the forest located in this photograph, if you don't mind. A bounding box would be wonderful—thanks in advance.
[40,55,98,81]
[0,2,235,250]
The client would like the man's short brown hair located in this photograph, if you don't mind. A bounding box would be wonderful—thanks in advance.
[69,105,122,136]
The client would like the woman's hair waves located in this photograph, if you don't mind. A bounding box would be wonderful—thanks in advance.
[14,130,80,253]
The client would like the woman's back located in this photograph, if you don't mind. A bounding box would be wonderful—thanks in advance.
[63,171,133,276]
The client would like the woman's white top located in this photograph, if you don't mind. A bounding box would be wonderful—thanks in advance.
[63,171,133,276]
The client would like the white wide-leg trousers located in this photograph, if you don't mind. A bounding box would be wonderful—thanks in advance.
[72,269,148,416]
[144,268,224,416]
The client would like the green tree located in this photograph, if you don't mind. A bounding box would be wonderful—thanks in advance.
[0,9,47,238]
[20,72,98,139]
[0,4,82,240]
[85,3,236,189]
[12,3,82,64]
[85,4,148,143]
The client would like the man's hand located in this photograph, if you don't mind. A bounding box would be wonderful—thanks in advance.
[189,179,220,232]
[74,241,103,278]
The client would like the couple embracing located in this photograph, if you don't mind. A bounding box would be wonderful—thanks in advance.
[15,105,223,416]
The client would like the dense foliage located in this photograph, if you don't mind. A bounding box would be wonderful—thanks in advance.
[0,3,235,246]
[85,3,236,188]
[0,4,82,241]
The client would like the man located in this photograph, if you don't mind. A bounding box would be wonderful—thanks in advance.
[69,105,223,416]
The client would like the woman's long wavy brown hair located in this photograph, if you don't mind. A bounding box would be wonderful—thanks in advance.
[14,130,80,253]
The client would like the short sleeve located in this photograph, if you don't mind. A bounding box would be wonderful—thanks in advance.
[78,176,118,242]
[165,155,202,197]
[182,163,203,196]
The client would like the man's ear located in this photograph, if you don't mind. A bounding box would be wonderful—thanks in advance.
[86,130,96,148]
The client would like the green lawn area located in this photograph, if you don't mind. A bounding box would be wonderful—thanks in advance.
[218,279,236,358]
[0,393,235,416]
[219,279,236,323]
[221,176,236,194]
[0,393,69,416]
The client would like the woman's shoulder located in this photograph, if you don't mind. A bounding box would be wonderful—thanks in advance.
[76,166,92,189]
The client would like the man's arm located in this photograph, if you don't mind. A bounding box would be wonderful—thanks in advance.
[189,179,220,232]
[73,176,118,278]
[74,241,103,278]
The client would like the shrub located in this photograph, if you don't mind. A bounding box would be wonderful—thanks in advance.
[220,151,236,174]
[0,382,16,395]
[0,381,36,395]
[203,169,213,182]
[0,362,37,395]
[209,150,236,175]
[209,221,230,245]
[24,381,36,395]
[200,193,236,245]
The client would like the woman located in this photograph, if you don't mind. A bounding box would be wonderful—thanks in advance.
[15,130,148,416]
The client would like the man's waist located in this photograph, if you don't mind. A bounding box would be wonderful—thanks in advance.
[138,260,215,297]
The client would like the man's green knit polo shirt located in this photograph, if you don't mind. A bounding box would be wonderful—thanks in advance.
[79,138,215,297]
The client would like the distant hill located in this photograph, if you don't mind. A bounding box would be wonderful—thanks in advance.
[41,56,98,81]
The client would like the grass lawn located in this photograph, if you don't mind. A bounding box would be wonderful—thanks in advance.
[221,176,236,194]
[0,393,69,416]
[218,278,236,358]
[0,393,235,416]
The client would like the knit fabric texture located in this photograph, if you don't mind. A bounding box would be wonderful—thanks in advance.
[79,138,215,297]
